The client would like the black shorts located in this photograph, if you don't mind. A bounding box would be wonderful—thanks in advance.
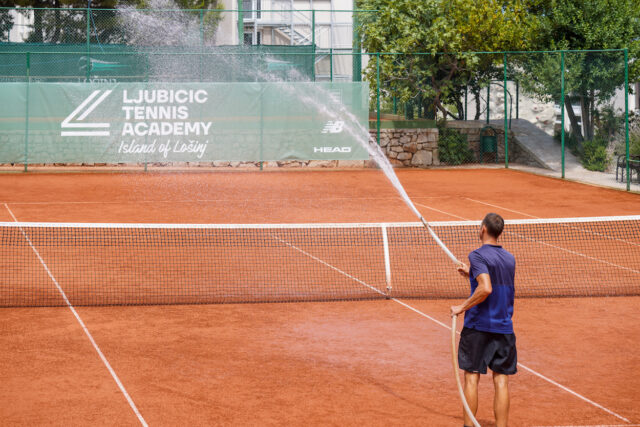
[458,327,517,375]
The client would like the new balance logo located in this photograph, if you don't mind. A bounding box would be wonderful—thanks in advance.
[321,120,345,134]
[61,90,112,136]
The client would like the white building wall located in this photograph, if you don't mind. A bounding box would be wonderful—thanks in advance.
[8,9,33,42]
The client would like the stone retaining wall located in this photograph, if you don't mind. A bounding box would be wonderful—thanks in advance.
[371,128,440,167]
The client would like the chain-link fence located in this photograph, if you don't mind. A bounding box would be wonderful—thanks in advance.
[366,50,634,191]
[0,8,635,190]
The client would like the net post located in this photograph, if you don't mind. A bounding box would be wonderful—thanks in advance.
[237,1,244,46]
[376,53,381,145]
[381,225,392,298]
[561,51,566,179]
[625,48,630,191]
[503,52,508,168]
[24,52,30,173]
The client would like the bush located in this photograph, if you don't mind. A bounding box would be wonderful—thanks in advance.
[581,137,610,171]
[553,130,582,156]
[613,131,640,157]
[633,133,640,157]
[437,125,474,165]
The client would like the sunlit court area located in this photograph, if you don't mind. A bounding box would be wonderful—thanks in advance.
[1,1,640,427]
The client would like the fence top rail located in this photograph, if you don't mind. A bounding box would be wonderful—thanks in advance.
[0,50,628,56]
[375,49,627,55]
[0,7,379,13]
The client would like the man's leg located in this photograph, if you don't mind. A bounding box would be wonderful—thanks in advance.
[463,371,480,426]
[493,371,509,427]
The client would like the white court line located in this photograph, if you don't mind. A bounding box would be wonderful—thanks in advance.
[415,200,640,275]
[413,202,468,220]
[532,425,640,427]
[0,196,405,205]
[3,204,148,427]
[464,197,538,218]
[275,219,632,424]
[465,197,640,249]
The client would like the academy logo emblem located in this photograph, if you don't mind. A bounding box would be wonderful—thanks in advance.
[321,120,345,134]
[61,90,112,136]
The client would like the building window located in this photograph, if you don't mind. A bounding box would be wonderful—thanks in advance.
[244,32,261,45]
[242,0,261,19]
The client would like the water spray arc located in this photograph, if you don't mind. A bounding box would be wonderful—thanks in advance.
[115,3,475,423]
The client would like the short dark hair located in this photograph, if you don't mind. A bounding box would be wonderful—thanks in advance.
[482,213,504,238]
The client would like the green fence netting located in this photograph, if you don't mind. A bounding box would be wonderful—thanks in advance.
[0,8,635,190]
[0,45,316,82]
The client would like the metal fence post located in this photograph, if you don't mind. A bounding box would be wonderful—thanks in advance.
[86,8,91,81]
[199,9,205,81]
[376,53,381,145]
[260,84,264,171]
[352,12,361,82]
[464,86,468,121]
[486,84,490,124]
[329,48,333,81]
[24,52,30,172]
[625,48,630,191]
[503,53,508,168]
[515,80,519,119]
[200,9,204,45]
[561,51,565,179]
[311,10,316,82]
[237,1,244,45]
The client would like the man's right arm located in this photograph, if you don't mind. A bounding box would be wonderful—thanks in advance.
[450,273,492,316]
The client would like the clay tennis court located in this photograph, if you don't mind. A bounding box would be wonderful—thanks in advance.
[1,168,639,426]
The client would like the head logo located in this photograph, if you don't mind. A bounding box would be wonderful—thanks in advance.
[61,90,112,136]
[313,146,352,153]
[321,120,344,134]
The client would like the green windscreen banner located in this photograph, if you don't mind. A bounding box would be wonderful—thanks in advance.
[0,82,369,163]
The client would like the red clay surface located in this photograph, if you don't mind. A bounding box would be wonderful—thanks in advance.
[1,168,639,426]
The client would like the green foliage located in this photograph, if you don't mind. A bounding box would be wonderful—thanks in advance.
[594,105,625,139]
[581,136,610,171]
[356,0,539,120]
[614,132,640,157]
[5,1,223,45]
[632,133,640,157]
[437,125,474,165]
[517,0,640,140]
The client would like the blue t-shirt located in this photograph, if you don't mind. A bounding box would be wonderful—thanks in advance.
[463,244,516,334]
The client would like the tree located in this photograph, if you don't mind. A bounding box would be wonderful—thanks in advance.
[5,0,222,45]
[356,0,540,120]
[518,0,640,141]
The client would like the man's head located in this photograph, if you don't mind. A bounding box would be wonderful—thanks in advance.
[480,212,504,241]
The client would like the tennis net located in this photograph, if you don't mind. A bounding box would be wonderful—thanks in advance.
[1,216,639,307]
